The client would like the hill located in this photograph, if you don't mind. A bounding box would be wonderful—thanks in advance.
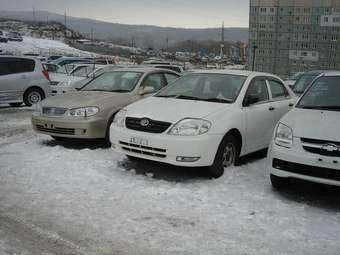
[0,10,249,49]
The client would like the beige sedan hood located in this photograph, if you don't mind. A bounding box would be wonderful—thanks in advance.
[42,91,133,109]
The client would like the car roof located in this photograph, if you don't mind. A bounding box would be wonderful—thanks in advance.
[302,70,337,75]
[0,55,39,61]
[190,69,280,78]
[111,66,180,74]
[321,71,340,77]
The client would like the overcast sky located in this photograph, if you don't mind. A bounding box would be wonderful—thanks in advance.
[0,0,249,28]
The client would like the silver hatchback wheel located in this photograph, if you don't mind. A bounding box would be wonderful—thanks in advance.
[222,142,236,168]
[27,91,42,105]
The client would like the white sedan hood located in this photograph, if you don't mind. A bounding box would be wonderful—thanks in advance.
[281,108,340,141]
[125,97,229,123]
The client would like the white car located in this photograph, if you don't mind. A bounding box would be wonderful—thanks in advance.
[110,70,296,178]
[268,72,340,189]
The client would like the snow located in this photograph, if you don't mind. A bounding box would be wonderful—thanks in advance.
[0,36,93,57]
[0,107,340,254]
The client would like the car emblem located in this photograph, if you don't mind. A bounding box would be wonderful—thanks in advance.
[140,118,150,127]
[321,144,340,152]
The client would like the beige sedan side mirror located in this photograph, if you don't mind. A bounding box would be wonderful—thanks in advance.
[140,86,156,95]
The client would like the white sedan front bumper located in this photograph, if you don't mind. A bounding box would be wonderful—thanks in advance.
[110,125,223,167]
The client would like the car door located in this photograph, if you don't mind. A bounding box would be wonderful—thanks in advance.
[242,77,275,153]
[267,78,295,125]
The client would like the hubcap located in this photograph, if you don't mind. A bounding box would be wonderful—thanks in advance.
[222,142,236,168]
[28,91,41,104]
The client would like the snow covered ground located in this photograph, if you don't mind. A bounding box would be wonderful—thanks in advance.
[1,105,340,255]
[0,36,93,57]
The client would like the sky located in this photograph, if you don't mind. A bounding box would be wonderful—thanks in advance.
[0,0,250,28]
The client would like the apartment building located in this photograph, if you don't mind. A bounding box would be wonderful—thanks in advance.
[248,0,340,77]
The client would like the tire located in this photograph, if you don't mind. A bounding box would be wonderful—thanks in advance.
[270,174,290,190]
[208,134,240,178]
[9,102,22,107]
[24,88,45,106]
[127,155,142,162]
[51,136,68,142]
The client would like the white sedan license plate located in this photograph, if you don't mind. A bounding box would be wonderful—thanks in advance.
[130,137,149,146]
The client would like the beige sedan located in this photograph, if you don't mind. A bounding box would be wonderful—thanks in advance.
[32,67,180,143]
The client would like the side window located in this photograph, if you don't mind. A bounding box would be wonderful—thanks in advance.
[268,80,289,99]
[141,73,165,93]
[0,58,12,76]
[164,73,179,85]
[244,79,269,105]
[0,58,35,75]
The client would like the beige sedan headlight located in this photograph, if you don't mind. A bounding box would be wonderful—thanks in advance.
[66,107,99,117]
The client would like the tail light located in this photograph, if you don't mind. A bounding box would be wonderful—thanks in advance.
[42,69,50,80]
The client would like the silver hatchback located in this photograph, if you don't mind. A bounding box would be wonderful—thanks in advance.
[0,56,51,106]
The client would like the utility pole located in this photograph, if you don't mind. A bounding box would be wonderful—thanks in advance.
[32,6,36,23]
[64,10,67,40]
[220,21,225,58]
[166,37,169,52]
[252,45,258,71]
[90,28,94,41]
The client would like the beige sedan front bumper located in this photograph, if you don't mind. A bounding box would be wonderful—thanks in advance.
[32,114,108,139]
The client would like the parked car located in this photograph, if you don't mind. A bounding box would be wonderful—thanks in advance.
[110,70,296,178]
[284,72,304,89]
[51,65,123,95]
[0,56,51,106]
[7,32,23,42]
[47,55,63,62]
[49,63,104,85]
[150,64,184,73]
[51,57,94,67]
[292,70,327,96]
[268,71,340,189]
[32,68,180,143]
[0,31,8,43]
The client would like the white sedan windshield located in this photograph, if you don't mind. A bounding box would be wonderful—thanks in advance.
[156,73,247,103]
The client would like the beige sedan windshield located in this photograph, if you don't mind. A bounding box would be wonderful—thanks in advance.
[82,71,142,92]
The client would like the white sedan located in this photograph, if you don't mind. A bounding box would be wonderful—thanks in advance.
[268,72,340,188]
[110,70,296,178]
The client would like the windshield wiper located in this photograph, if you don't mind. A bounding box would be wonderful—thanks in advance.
[110,90,131,93]
[299,105,340,111]
[176,95,202,100]
[201,98,233,103]
[83,89,109,92]
[156,94,178,98]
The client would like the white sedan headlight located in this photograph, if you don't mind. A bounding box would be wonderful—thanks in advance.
[275,123,293,148]
[168,118,211,136]
[113,109,127,127]
[66,107,99,117]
